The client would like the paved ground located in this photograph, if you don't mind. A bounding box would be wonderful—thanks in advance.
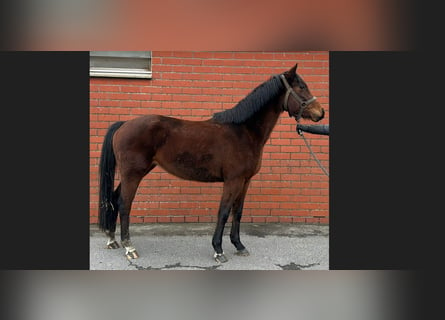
[90,223,329,270]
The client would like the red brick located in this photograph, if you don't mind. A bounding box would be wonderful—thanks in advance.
[185,216,199,223]
[192,52,214,59]
[198,216,213,223]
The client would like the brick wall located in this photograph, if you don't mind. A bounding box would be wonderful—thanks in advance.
[90,51,329,224]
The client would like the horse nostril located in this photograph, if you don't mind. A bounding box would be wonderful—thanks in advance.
[313,108,325,122]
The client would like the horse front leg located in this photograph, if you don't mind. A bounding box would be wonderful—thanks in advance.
[230,179,251,256]
[212,204,231,263]
[212,178,245,263]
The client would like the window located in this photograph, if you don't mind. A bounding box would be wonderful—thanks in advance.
[89,51,152,79]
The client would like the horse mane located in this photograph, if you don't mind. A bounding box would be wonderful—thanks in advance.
[212,75,284,124]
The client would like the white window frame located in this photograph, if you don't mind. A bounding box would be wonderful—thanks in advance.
[89,51,152,79]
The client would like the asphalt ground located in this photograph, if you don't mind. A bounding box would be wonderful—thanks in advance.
[90,223,329,270]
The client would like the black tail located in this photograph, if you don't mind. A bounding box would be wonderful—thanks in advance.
[98,121,125,231]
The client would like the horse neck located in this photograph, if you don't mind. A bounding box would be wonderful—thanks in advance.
[245,97,283,146]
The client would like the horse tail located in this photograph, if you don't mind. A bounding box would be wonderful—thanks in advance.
[98,121,125,231]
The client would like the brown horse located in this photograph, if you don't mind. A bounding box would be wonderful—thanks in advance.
[98,63,325,262]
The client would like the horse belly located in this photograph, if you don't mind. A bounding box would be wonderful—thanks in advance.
[156,150,224,182]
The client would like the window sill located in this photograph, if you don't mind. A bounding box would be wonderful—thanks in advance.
[89,67,152,79]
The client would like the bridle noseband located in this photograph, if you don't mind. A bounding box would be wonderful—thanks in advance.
[279,74,317,121]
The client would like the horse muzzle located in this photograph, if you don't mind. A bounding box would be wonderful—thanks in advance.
[298,105,325,122]
[312,107,325,122]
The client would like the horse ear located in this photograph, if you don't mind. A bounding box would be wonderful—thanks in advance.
[284,63,298,80]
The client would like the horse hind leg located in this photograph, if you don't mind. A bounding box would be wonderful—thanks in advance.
[119,163,157,259]
[117,176,142,259]
[105,184,121,249]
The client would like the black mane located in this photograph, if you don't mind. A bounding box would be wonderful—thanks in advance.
[212,75,284,124]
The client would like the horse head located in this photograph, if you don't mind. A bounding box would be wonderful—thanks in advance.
[280,63,325,122]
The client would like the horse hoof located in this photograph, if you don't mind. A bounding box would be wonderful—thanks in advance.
[107,241,120,249]
[214,252,228,263]
[236,249,250,256]
[126,249,139,259]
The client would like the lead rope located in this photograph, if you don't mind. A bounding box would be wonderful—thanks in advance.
[298,131,329,177]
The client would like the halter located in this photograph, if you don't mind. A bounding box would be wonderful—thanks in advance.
[279,74,317,121]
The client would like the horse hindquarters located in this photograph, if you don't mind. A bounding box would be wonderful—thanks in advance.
[102,117,159,259]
